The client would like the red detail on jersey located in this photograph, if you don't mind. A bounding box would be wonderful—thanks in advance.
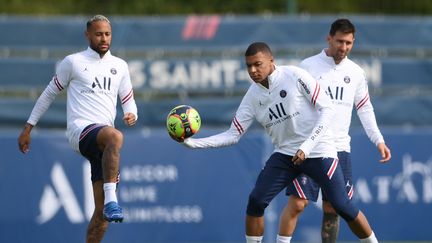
[53,75,64,91]
[327,158,339,180]
[356,94,369,110]
[233,117,244,134]
[293,178,307,199]
[121,90,133,104]
[311,83,320,106]
[182,15,220,40]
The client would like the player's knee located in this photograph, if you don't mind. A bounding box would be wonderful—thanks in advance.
[99,127,124,148]
[288,196,308,215]
[246,192,268,217]
[107,129,124,146]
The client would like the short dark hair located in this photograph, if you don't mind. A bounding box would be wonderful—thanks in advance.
[245,42,273,57]
[329,18,355,36]
[86,14,111,30]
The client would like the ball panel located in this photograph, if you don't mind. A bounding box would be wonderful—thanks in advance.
[166,114,185,140]
[186,107,201,133]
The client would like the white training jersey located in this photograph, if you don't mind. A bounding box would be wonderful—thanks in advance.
[300,50,384,152]
[27,47,138,152]
[184,65,337,159]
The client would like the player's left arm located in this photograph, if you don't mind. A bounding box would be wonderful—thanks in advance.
[119,62,138,126]
[123,112,137,127]
[377,142,391,163]
[355,71,391,163]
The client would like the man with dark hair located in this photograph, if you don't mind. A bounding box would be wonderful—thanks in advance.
[277,18,391,243]
[181,41,380,243]
[18,15,138,243]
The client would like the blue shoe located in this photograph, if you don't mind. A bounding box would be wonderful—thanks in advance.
[103,201,124,223]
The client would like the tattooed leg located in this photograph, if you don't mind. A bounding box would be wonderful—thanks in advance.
[321,212,339,243]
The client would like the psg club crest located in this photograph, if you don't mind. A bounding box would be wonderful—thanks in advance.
[110,68,117,75]
[280,90,287,98]
[344,76,350,83]
[300,176,308,185]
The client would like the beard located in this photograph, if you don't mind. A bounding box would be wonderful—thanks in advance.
[90,42,110,56]
[334,50,347,62]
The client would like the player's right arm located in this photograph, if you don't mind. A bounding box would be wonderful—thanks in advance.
[18,57,72,154]
[18,123,33,153]
[183,89,255,149]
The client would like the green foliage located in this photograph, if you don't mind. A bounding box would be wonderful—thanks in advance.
[296,0,432,15]
[0,0,432,15]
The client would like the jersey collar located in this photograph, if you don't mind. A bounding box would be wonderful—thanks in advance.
[85,47,112,60]
[266,65,279,89]
[320,49,347,67]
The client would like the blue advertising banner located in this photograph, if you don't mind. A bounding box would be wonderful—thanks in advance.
[0,128,267,243]
[0,128,431,242]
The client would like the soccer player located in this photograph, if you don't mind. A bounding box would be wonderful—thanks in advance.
[182,42,379,243]
[278,18,391,243]
[17,15,138,243]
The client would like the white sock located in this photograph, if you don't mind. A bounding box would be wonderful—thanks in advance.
[277,234,292,243]
[245,235,263,243]
[103,183,118,205]
[360,231,378,243]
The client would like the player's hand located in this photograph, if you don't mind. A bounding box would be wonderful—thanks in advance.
[182,138,196,148]
[292,149,306,165]
[18,123,33,154]
[123,113,137,127]
[377,142,391,163]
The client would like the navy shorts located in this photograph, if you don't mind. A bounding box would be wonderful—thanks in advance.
[285,151,353,202]
[78,124,107,183]
[247,152,358,221]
